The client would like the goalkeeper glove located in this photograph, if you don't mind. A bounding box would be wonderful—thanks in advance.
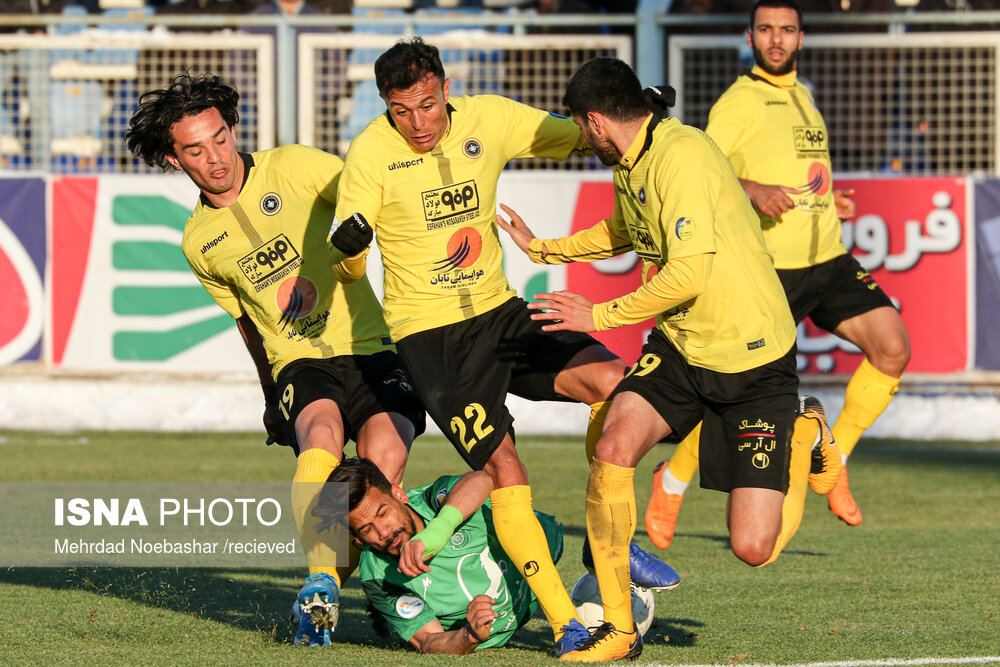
[330,212,373,257]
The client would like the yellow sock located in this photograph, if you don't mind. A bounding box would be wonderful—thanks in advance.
[833,358,902,457]
[292,448,342,583]
[585,401,610,464]
[759,417,813,567]
[587,460,636,631]
[668,422,701,483]
[490,485,578,641]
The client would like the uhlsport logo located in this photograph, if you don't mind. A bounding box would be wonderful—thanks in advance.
[752,452,770,469]
[260,193,282,215]
[675,217,694,241]
[276,275,318,331]
[431,228,483,271]
[463,138,483,159]
[395,595,425,619]
[523,560,539,577]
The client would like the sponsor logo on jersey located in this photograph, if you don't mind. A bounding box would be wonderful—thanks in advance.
[388,157,425,171]
[463,138,482,159]
[238,234,303,291]
[765,100,788,106]
[276,275,318,331]
[675,217,694,241]
[422,180,480,228]
[449,530,469,549]
[793,126,827,153]
[430,228,483,273]
[638,186,647,206]
[629,218,659,260]
[259,193,282,215]
[795,162,831,197]
[737,418,777,459]
[395,595,425,619]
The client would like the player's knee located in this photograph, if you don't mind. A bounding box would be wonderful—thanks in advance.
[871,329,911,377]
[482,441,528,487]
[730,534,775,567]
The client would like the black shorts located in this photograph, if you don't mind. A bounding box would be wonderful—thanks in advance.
[613,329,798,493]
[778,253,896,332]
[274,350,426,455]
[396,297,602,470]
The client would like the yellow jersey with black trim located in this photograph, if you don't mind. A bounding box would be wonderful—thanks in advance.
[706,66,846,270]
[608,115,795,373]
[335,94,589,341]
[181,145,393,381]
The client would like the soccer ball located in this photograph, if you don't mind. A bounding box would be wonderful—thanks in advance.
[570,572,655,637]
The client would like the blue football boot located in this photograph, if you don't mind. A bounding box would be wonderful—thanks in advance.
[292,572,340,646]
[582,537,681,591]
[554,618,592,657]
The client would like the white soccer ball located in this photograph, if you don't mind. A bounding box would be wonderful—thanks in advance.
[570,572,655,637]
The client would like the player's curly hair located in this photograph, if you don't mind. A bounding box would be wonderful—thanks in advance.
[374,37,446,98]
[563,57,648,123]
[125,73,240,170]
[312,457,392,534]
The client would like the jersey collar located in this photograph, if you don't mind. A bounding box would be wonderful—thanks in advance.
[199,152,254,209]
[747,65,798,89]
[619,112,656,171]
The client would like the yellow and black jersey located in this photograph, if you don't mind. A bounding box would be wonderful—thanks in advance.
[181,145,393,381]
[335,94,589,341]
[706,66,846,269]
[536,115,796,374]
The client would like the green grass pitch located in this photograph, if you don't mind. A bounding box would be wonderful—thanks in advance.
[1,430,998,666]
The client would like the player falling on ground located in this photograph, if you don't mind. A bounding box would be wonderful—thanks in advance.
[330,37,680,656]
[498,57,841,661]
[125,73,425,647]
[644,0,910,549]
[315,458,568,654]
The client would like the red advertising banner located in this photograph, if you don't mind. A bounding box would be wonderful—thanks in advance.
[564,177,969,373]
[812,177,969,374]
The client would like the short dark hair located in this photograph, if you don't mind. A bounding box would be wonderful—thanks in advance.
[125,73,240,170]
[313,457,392,533]
[374,37,446,98]
[749,0,802,29]
[562,57,648,122]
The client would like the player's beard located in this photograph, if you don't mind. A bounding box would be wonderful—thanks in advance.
[752,44,799,76]
[591,134,623,167]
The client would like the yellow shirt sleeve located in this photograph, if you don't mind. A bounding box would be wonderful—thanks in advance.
[592,252,713,330]
[331,246,370,284]
[528,219,632,264]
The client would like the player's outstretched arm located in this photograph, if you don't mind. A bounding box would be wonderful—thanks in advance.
[408,595,497,654]
[497,203,631,265]
[235,313,285,446]
[399,471,493,577]
[527,291,597,333]
[739,179,800,218]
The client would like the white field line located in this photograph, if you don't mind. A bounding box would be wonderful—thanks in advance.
[640,657,1000,667]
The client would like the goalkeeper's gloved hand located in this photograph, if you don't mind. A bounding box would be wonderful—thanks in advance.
[330,212,373,257]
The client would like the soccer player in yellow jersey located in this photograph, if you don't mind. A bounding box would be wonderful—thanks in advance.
[498,57,841,661]
[125,74,425,647]
[331,38,679,656]
[644,0,911,544]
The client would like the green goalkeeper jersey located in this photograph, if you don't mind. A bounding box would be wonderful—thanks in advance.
[358,475,563,649]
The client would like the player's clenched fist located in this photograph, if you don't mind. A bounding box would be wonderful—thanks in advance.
[330,212,373,257]
[465,595,497,642]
